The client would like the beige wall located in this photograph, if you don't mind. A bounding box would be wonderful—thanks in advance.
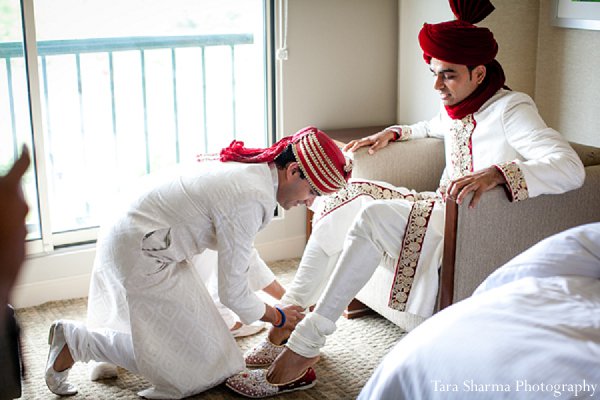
[535,1,600,147]
[481,0,539,97]
[267,0,399,277]
[279,0,398,133]
[397,0,451,124]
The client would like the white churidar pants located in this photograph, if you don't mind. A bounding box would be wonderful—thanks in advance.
[285,197,445,358]
[63,321,140,374]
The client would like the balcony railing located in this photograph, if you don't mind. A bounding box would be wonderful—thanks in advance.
[1,33,264,238]
[1,33,254,171]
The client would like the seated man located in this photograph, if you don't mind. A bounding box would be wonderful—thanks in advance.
[225,0,586,396]
[359,223,600,399]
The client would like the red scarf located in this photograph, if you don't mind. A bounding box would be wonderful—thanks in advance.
[445,59,509,120]
[220,136,293,163]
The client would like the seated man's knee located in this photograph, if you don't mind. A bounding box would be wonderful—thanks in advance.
[353,201,392,233]
[359,201,393,224]
[353,200,409,241]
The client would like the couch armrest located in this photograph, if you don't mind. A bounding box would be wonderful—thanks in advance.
[440,164,600,307]
[352,138,445,192]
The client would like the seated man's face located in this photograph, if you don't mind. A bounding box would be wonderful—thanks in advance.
[429,58,484,106]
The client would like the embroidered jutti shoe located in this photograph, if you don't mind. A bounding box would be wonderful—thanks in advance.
[225,368,317,398]
[244,339,285,367]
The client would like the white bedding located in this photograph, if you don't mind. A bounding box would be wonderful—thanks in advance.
[359,223,600,399]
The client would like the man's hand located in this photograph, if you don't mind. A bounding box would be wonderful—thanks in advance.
[0,146,30,305]
[278,304,305,330]
[446,166,506,209]
[343,129,396,155]
[263,304,305,330]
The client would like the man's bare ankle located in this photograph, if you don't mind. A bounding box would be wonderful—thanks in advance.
[54,345,75,372]
[267,328,290,345]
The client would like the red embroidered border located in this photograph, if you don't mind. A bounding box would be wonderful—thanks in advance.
[313,181,417,224]
[387,199,436,311]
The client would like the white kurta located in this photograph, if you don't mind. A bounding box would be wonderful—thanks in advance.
[85,161,278,398]
[284,89,585,358]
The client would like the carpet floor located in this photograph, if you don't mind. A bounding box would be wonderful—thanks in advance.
[15,258,406,399]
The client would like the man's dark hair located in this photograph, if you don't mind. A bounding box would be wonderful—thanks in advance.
[467,64,490,82]
[273,144,306,179]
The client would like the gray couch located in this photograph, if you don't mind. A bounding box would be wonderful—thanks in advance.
[348,137,600,331]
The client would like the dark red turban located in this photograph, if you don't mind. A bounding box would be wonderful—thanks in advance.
[418,0,497,65]
[417,0,509,119]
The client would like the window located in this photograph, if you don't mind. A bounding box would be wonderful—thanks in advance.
[0,0,274,253]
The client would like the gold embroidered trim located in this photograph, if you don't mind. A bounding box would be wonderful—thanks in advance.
[388,199,436,312]
[304,134,346,188]
[313,181,440,223]
[495,161,529,202]
[196,153,219,162]
[399,126,413,141]
[438,173,450,199]
[449,115,476,180]
[389,126,413,142]
[293,136,337,194]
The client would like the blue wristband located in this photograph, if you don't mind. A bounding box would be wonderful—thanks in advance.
[273,306,286,328]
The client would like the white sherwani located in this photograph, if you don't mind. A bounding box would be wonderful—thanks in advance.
[284,89,585,358]
[82,161,278,398]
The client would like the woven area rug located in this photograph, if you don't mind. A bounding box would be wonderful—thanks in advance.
[15,258,406,399]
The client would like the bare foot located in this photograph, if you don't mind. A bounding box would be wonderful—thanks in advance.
[53,344,74,372]
[266,348,319,384]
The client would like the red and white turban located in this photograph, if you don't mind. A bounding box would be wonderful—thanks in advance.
[220,126,351,195]
[418,0,497,66]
